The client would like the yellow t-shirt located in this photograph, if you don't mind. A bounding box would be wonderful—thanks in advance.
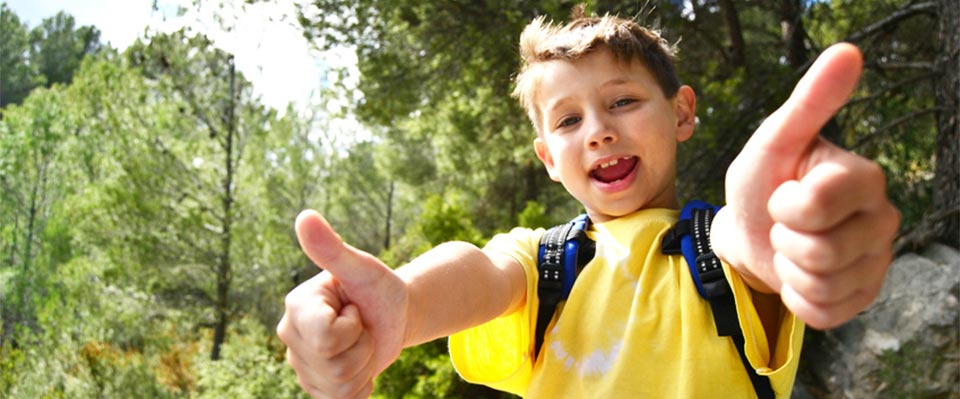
[449,208,804,398]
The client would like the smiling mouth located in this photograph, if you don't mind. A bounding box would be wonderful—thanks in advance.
[590,156,638,183]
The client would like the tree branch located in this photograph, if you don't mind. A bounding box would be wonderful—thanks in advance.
[851,107,942,151]
[846,72,938,107]
[865,61,936,71]
[894,205,960,255]
[844,1,937,43]
[0,175,26,209]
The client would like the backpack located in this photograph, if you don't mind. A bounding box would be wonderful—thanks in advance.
[535,201,775,399]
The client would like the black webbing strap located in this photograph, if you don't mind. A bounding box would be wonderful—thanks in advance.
[534,222,574,358]
[534,216,595,360]
[665,205,775,399]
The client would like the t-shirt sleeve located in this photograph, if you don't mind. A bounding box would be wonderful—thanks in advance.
[724,262,806,396]
[448,227,542,396]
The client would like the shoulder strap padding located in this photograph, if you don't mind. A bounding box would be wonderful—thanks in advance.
[663,201,775,399]
[535,215,594,359]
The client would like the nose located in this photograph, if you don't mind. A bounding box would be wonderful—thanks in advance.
[585,115,618,149]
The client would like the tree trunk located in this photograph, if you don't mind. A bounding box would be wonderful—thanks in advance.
[384,180,394,251]
[778,0,845,144]
[718,0,746,68]
[211,56,237,361]
[779,0,808,68]
[6,213,17,268]
[933,0,959,248]
[23,160,43,272]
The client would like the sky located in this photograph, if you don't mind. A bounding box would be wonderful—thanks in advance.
[4,0,353,113]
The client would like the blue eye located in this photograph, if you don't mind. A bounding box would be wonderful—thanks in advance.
[558,116,581,128]
[612,98,636,108]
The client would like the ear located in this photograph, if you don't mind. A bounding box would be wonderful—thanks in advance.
[674,85,697,142]
[534,137,561,182]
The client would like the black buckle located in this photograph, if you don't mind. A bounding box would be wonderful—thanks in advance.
[661,220,690,255]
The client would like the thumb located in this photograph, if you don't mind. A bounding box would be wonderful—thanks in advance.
[747,43,862,157]
[295,210,385,287]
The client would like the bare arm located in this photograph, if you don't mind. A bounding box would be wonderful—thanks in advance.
[276,211,526,399]
[399,241,527,346]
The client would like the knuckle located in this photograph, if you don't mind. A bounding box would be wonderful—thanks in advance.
[885,205,902,235]
[803,247,835,271]
[357,382,375,399]
[302,375,361,399]
[794,274,833,304]
[802,195,833,227]
[862,160,886,185]
[782,187,830,228]
[276,321,292,343]
[298,377,322,398]
[316,332,351,358]
[791,237,836,272]
[284,290,303,311]
[327,362,355,384]
[334,380,368,399]
[772,226,836,269]
[316,340,340,358]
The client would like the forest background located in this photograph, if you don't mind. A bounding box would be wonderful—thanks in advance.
[1,0,956,398]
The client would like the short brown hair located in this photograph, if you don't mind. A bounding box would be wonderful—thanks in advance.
[513,10,680,133]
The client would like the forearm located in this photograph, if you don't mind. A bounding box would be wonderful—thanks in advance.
[396,241,526,347]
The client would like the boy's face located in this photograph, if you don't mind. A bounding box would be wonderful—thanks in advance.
[532,47,697,223]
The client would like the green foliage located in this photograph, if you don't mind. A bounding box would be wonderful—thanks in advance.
[375,339,517,399]
[0,340,24,394]
[374,339,455,399]
[2,7,317,398]
[28,11,102,88]
[323,141,396,253]
[517,200,551,229]
[297,0,576,231]
[0,6,101,108]
[418,193,484,247]
[192,317,308,399]
[0,4,42,107]
[805,0,940,229]
[0,1,950,398]
[0,253,175,399]
[876,341,947,398]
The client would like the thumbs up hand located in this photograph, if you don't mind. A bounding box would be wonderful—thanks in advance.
[711,43,900,330]
[277,210,408,399]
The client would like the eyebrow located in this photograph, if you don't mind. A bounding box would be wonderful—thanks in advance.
[601,77,635,89]
[539,74,643,120]
[542,96,572,116]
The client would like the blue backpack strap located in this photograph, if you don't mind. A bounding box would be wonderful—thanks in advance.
[662,200,726,299]
[534,214,595,359]
[662,201,775,399]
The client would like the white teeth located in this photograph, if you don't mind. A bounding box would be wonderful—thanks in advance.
[598,157,630,169]
[600,159,619,169]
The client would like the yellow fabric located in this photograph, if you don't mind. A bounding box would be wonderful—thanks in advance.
[449,208,805,398]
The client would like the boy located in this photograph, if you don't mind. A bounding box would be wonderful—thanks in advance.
[277,10,899,399]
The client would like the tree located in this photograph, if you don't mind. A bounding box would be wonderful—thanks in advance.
[0,85,80,342]
[0,26,326,394]
[0,7,101,110]
[28,11,102,88]
[124,29,275,360]
[296,0,580,232]
[323,141,396,253]
[932,0,958,247]
[0,4,40,108]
